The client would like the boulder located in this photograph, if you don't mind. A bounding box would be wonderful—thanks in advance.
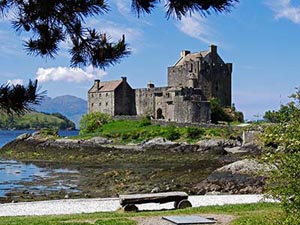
[85,137,112,145]
[140,138,179,150]
[194,159,273,195]
[15,133,31,141]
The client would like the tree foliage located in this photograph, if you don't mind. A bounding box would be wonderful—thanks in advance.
[263,103,300,123]
[79,112,112,134]
[262,88,300,224]
[0,0,239,68]
[0,80,45,115]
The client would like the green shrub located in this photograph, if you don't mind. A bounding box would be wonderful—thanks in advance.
[261,88,300,224]
[79,112,112,134]
[39,128,58,137]
[205,128,222,137]
[164,126,180,140]
[185,127,205,139]
[138,117,151,127]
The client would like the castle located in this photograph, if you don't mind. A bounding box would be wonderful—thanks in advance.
[88,45,232,123]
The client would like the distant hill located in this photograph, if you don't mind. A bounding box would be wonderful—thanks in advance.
[0,112,75,130]
[34,95,87,128]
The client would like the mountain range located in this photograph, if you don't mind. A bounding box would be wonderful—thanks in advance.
[34,95,87,128]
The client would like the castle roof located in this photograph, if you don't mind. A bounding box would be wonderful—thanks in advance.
[89,80,123,93]
[174,50,210,66]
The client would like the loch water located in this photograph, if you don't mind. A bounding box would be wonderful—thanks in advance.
[0,130,79,198]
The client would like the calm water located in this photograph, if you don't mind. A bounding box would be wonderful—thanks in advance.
[0,130,79,198]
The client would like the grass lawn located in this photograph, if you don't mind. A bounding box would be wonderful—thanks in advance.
[0,203,283,225]
[77,118,238,144]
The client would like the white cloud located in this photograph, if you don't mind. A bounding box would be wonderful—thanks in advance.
[266,0,300,23]
[35,66,107,83]
[176,14,215,45]
[87,19,143,53]
[88,19,142,43]
[114,0,131,17]
[7,79,24,86]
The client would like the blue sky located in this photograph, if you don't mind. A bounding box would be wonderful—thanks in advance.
[0,0,300,120]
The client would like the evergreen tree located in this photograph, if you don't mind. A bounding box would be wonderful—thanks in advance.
[0,80,45,115]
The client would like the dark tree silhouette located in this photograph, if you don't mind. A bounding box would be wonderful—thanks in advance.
[0,0,239,69]
[0,80,45,115]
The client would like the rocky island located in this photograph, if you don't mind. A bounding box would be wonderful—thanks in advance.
[0,128,267,203]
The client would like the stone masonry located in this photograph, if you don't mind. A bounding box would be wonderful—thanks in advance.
[88,45,232,123]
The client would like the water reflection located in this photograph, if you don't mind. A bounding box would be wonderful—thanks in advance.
[0,160,47,196]
[0,160,80,197]
[0,129,80,198]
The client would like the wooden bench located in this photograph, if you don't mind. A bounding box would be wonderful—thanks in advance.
[119,192,192,212]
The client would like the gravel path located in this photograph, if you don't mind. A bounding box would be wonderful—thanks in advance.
[0,194,274,217]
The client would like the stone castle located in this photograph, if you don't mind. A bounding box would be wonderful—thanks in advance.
[88,45,232,123]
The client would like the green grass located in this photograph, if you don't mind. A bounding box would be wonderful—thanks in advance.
[76,119,238,144]
[0,203,283,225]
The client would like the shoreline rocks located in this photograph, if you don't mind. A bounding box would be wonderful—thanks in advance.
[194,159,271,195]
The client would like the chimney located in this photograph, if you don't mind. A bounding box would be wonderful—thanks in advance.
[227,63,233,73]
[94,79,100,90]
[210,45,217,54]
[147,81,155,89]
[181,50,190,58]
[121,76,127,82]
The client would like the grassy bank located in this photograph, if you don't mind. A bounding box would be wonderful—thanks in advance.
[77,118,241,144]
[0,203,283,225]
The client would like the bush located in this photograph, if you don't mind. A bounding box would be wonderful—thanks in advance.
[138,117,151,127]
[185,127,205,139]
[39,128,58,137]
[164,126,180,141]
[261,88,300,224]
[79,112,112,134]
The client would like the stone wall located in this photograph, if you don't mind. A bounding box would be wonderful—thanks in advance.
[115,81,136,115]
[89,91,115,116]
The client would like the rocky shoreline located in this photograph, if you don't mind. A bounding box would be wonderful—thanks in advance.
[0,131,267,203]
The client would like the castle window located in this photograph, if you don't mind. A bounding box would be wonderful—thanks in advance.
[106,93,108,97]
[189,64,193,72]
[91,103,94,107]
[99,103,101,106]
[106,102,108,106]
[215,81,219,92]
[99,93,101,97]
[91,94,94,98]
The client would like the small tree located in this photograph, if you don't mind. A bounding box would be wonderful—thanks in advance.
[262,88,300,224]
[209,98,231,123]
[79,112,112,134]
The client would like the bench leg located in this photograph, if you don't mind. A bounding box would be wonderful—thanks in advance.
[175,200,192,209]
[123,204,138,212]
